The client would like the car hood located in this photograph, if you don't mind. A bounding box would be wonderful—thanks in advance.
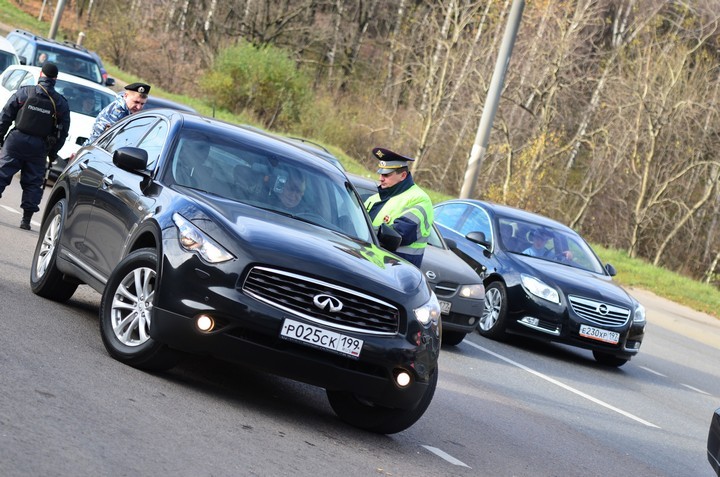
[58,111,94,160]
[180,191,425,298]
[513,254,634,305]
[422,245,482,285]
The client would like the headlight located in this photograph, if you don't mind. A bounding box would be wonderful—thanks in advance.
[633,303,646,324]
[172,213,235,264]
[414,292,441,326]
[521,274,560,304]
[458,284,485,299]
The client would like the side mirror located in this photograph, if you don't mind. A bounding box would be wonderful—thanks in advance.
[466,231,491,249]
[19,56,27,65]
[605,263,617,277]
[105,77,116,87]
[113,147,148,172]
[378,223,402,252]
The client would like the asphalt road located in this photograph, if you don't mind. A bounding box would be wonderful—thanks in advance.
[1,179,719,476]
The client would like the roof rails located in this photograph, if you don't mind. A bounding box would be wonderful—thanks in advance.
[11,29,90,55]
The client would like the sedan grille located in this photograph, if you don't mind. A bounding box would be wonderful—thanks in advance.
[431,282,458,298]
[242,266,400,335]
[568,295,630,327]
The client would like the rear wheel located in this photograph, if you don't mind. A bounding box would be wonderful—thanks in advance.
[30,199,78,301]
[592,350,628,367]
[99,248,180,371]
[326,369,438,434]
[478,282,508,340]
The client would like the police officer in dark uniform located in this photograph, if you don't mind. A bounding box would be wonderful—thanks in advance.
[0,62,70,230]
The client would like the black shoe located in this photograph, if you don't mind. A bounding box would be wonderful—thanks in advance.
[19,219,31,230]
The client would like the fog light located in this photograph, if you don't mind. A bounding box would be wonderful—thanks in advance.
[394,370,411,388]
[196,314,214,332]
[468,317,476,325]
[520,316,539,326]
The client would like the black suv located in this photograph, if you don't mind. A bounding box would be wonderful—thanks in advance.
[30,109,441,434]
[6,29,114,86]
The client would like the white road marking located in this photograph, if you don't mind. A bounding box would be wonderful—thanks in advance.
[680,383,710,395]
[464,340,661,428]
[1,205,17,213]
[421,445,470,468]
[638,365,666,377]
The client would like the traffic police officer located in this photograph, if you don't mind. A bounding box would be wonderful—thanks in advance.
[364,147,434,267]
[0,62,70,230]
[83,82,150,145]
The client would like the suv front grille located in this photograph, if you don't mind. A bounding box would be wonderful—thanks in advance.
[568,295,630,327]
[242,266,400,334]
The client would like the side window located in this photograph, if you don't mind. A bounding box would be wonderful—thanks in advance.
[104,116,158,153]
[2,70,27,90]
[434,203,468,230]
[459,206,492,240]
[18,74,35,88]
[136,119,168,171]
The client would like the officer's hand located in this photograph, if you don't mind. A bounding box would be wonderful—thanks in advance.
[48,153,59,164]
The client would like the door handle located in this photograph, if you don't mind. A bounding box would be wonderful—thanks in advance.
[102,176,113,187]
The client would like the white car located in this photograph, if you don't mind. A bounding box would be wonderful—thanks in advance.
[0,36,20,73]
[0,64,115,161]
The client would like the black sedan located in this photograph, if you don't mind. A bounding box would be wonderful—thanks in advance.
[30,108,441,434]
[350,174,486,346]
[433,199,646,367]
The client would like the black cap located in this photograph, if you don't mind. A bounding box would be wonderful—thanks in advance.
[41,62,58,79]
[530,229,551,240]
[124,82,150,94]
[372,147,415,174]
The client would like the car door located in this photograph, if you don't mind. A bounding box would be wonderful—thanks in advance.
[435,202,496,276]
[83,115,168,279]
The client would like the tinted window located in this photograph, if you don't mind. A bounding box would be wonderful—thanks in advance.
[0,51,18,71]
[434,203,468,230]
[104,116,159,153]
[55,80,113,116]
[458,205,492,240]
[36,47,102,84]
[136,119,169,170]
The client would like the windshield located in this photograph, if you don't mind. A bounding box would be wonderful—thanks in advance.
[37,47,102,84]
[0,51,18,71]
[497,217,606,274]
[55,80,114,116]
[170,129,373,242]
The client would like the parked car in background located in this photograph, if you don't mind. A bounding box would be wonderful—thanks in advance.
[6,29,115,86]
[31,109,441,434]
[0,64,116,185]
[0,36,20,73]
[350,173,485,346]
[88,50,109,84]
[433,199,646,366]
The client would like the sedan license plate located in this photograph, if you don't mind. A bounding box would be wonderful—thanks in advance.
[439,300,452,315]
[579,324,620,344]
[280,318,363,358]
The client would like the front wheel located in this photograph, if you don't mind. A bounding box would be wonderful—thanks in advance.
[30,199,78,301]
[592,350,628,367]
[99,248,180,371]
[326,369,438,434]
[478,282,508,340]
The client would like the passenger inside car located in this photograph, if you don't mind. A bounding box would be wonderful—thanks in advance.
[173,137,212,189]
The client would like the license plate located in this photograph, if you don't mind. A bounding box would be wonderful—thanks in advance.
[579,324,619,344]
[280,318,363,358]
[439,300,452,315]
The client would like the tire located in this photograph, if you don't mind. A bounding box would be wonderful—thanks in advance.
[99,248,180,371]
[326,369,438,434]
[592,350,628,367]
[442,330,466,346]
[478,281,508,340]
[30,199,78,301]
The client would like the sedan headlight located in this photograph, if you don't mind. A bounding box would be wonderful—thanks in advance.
[172,213,235,264]
[521,274,560,304]
[633,303,646,324]
[458,284,485,299]
[414,292,441,326]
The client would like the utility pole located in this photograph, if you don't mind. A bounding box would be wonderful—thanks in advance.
[459,0,525,199]
[48,0,68,40]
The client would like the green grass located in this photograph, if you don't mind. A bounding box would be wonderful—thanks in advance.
[3,2,719,321]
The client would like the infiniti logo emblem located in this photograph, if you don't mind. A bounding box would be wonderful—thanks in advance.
[313,294,344,312]
[597,304,609,315]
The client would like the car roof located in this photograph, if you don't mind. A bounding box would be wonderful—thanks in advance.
[438,199,575,233]
[2,64,115,93]
[9,29,95,59]
[144,95,197,113]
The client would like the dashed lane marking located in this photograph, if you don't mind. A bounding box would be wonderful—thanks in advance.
[421,445,470,468]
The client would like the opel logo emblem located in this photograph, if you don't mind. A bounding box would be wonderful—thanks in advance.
[313,294,343,312]
[597,304,609,315]
[425,270,437,280]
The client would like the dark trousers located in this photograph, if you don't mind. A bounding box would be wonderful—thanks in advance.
[0,151,46,213]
